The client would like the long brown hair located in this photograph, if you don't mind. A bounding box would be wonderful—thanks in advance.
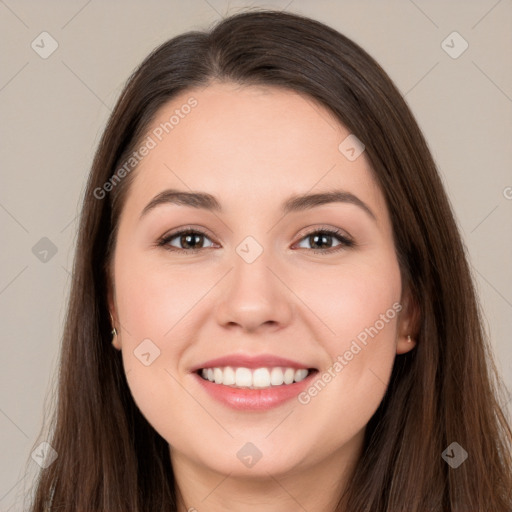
[29,9,512,511]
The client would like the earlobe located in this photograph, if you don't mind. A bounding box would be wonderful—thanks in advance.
[396,286,420,355]
[396,333,416,354]
[109,311,122,350]
[111,334,122,351]
[106,273,121,350]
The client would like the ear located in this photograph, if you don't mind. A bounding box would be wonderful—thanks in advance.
[396,285,420,355]
[106,268,122,351]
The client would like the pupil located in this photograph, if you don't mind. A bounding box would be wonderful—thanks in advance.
[179,233,335,250]
[311,233,331,249]
[182,233,202,249]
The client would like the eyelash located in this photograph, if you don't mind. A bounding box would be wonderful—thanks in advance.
[156,226,355,255]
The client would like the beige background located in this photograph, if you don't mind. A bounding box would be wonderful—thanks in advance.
[1,0,511,509]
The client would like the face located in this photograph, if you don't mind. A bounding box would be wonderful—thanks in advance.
[108,82,415,482]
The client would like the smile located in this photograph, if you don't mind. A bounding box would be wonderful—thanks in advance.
[198,366,313,389]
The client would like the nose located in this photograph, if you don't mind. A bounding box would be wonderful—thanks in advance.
[214,246,294,333]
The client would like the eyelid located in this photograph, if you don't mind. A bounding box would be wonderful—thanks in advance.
[292,225,355,253]
[158,224,218,242]
[295,224,353,242]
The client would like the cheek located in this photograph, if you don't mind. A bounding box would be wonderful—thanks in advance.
[113,249,224,442]
[114,248,208,344]
[296,253,401,434]
[113,252,197,443]
[121,360,195,450]
[298,249,401,348]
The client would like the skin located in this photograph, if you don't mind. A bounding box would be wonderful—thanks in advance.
[108,82,416,512]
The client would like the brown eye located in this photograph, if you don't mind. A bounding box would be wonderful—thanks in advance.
[157,226,354,255]
[295,228,354,253]
[159,229,215,252]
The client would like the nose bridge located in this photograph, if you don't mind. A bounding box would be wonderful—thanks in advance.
[231,233,278,307]
[214,232,293,331]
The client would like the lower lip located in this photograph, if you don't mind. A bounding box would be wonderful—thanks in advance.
[193,371,317,411]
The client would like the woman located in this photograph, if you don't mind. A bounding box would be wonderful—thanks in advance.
[30,9,512,511]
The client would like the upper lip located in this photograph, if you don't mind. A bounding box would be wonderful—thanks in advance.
[190,353,317,372]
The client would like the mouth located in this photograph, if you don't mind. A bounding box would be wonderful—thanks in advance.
[192,364,319,411]
[195,366,318,390]
[189,353,319,410]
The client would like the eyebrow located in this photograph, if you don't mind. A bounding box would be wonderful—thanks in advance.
[140,188,376,221]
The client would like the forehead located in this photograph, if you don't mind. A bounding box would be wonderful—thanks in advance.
[122,82,386,223]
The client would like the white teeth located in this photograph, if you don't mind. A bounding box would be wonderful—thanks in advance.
[199,366,311,389]
[213,367,223,384]
[294,369,309,382]
[270,367,284,385]
[222,366,236,385]
[235,367,252,387]
[252,368,270,388]
[283,368,295,385]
